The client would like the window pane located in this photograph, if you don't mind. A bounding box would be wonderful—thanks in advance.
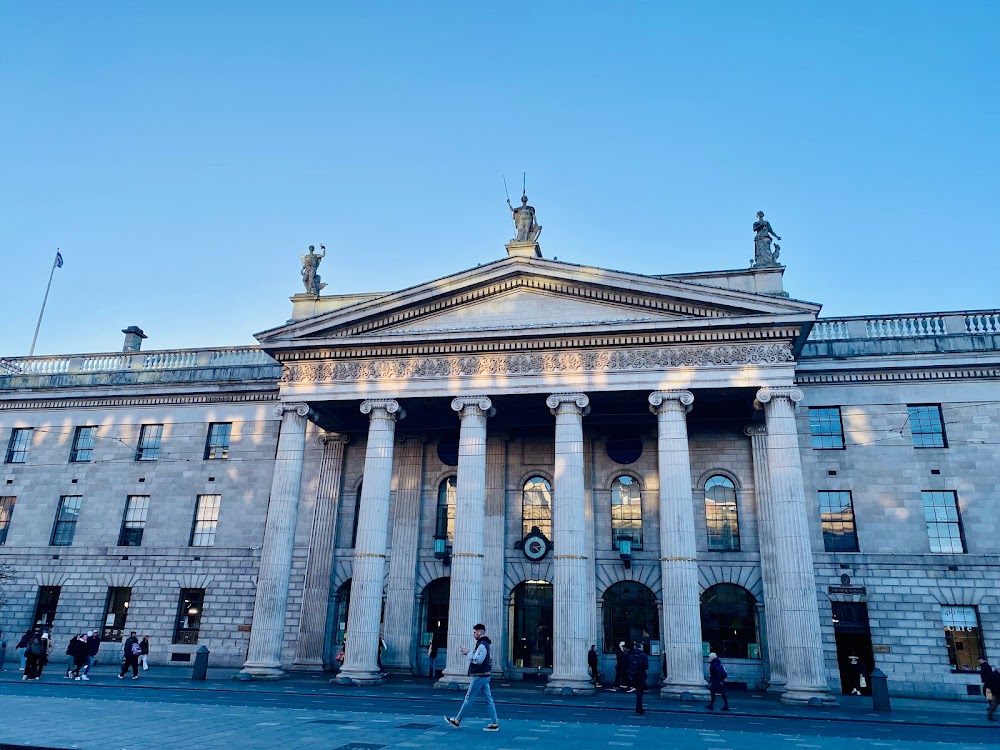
[610,476,643,550]
[942,605,984,671]
[6,428,32,463]
[921,491,965,553]
[51,496,82,546]
[119,496,149,546]
[190,494,220,547]
[33,586,61,629]
[70,426,96,462]
[136,424,163,461]
[809,408,845,449]
[174,588,205,644]
[436,477,457,542]
[818,491,859,552]
[908,405,946,448]
[102,587,132,642]
[603,581,659,653]
[522,477,552,539]
[705,476,739,551]
[700,584,760,659]
[0,496,14,545]
[204,422,232,460]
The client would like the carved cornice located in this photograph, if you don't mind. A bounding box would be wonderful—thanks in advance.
[0,392,279,411]
[280,343,793,385]
[547,393,590,416]
[796,366,1000,385]
[451,395,494,418]
[649,390,695,414]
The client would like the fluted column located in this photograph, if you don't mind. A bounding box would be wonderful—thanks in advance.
[744,424,787,692]
[294,432,349,670]
[438,396,493,688]
[649,390,709,699]
[755,387,835,705]
[482,433,508,676]
[545,393,595,695]
[337,399,404,686]
[241,402,311,679]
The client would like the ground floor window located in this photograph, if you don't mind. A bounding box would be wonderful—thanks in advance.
[421,577,450,649]
[700,583,760,659]
[602,581,659,654]
[32,586,61,631]
[102,587,132,642]
[174,588,205,644]
[510,580,553,668]
[942,605,984,672]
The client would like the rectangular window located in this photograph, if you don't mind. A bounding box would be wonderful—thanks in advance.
[118,496,149,547]
[50,496,82,546]
[190,494,221,547]
[818,491,859,552]
[610,476,643,550]
[33,586,61,630]
[922,490,965,553]
[136,424,163,461]
[908,404,947,448]
[174,588,205,644]
[0,496,14,545]
[705,476,740,551]
[101,587,132,642]
[69,426,96,462]
[5,428,32,463]
[204,422,232,460]
[809,407,845,449]
[942,605,985,672]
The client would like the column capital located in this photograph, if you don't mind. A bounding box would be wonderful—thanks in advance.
[648,390,694,414]
[274,402,310,419]
[754,387,804,408]
[450,395,494,418]
[546,392,590,416]
[319,432,350,446]
[743,424,767,437]
[360,398,405,421]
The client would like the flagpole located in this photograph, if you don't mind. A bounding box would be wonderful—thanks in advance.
[29,249,61,357]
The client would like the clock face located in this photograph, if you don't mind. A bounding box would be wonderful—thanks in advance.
[522,532,550,561]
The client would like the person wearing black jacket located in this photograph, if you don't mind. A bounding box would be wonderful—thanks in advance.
[67,635,90,680]
[588,645,601,687]
[16,628,33,672]
[706,652,730,711]
[981,657,1000,721]
[626,643,649,716]
[119,631,140,679]
[609,641,628,691]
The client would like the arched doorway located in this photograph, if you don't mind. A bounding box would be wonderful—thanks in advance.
[700,583,760,659]
[602,581,659,654]
[419,577,450,678]
[509,580,553,670]
[325,579,351,670]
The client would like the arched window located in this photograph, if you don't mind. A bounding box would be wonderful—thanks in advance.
[436,477,457,542]
[522,477,552,539]
[611,475,643,550]
[705,475,739,551]
[700,583,759,659]
[421,578,450,648]
[351,482,363,548]
[603,581,659,654]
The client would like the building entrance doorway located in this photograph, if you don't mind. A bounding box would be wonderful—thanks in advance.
[509,581,553,669]
[832,601,874,695]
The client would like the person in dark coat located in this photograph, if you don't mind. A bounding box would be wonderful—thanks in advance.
[119,631,140,679]
[68,634,90,680]
[588,645,601,687]
[16,628,33,671]
[706,652,730,710]
[22,629,45,680]
[626,642,649,716]
[844,654,862,695]
[86,631,101,674]
[981,657,1000,721]
[609,641,628,691]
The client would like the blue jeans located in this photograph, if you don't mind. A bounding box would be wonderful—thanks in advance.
[456,676,498,724]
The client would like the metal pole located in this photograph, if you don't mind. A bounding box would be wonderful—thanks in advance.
[28,251,59,357]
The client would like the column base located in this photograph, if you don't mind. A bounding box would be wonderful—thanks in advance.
[290,658,327,673]
[766,679,788,694]
[545,676,596,696]
[434,673,472,691]
[238,665,288,681]
[779,686,838,706]
[334,669,386,686]
[660,680,710,700]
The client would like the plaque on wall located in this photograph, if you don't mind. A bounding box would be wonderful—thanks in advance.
[828,585,867,595]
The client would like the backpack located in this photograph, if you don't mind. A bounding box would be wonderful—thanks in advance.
[28,635,43,656]
[626,650,647,679]
[131,642,142,656]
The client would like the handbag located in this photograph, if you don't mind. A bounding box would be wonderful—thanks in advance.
[987,688,994,702]
[859,675,867,688]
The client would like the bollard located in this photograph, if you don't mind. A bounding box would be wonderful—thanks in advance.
[869,668,891,712]
[191,646,210,681]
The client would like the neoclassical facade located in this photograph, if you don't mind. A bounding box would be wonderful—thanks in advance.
[1,249,998,703]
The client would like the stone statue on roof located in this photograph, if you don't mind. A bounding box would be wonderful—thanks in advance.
[300,244,327,295]
[508,192,542,244]
[752,211,782,267]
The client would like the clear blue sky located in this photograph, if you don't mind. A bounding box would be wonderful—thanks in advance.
[1,2,997,356]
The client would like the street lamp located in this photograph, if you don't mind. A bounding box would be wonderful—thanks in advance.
[618,536,632,569]
[434,535,452,566]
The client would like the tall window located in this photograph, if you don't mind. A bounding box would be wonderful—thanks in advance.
[522,476,553,539]
[190,494,221,547]
[817,491,859,552]
[436,477,457,542]
[351,483,363,547]
[700,583,760,659]
[33,586,61,630]
[908,405,946,448]
[611,476,643,550]
[69,426,96,462]
[204,422,231,460]
[422,578,450,648]
[174,588,205,644]
[51,496,82,546]
[809,407,845,449]
[942,605,984,672]
[603,581,659,653]
[922,490,965,553]
[5,428,32,463]
[119,495,149,547]
[136,424,163,461]
[102,587,132,642]
[705,475,739,551]
[0,496,14,545]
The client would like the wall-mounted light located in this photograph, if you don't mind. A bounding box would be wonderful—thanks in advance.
[618,537,632,569]
[434,535,452,566]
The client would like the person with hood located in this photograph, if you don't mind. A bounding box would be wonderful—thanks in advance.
[981,657,1000,721]
[706,652,730,711]
[626,642,649,716]
[119,631,141,679]
[15,628,33,671]
[588,644,601,687]
[444,623,499,732]
[67,634,90,680]
[609,641,628,691]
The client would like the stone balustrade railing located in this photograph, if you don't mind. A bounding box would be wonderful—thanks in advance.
[2,347,279,377]
[808,310,1000,342]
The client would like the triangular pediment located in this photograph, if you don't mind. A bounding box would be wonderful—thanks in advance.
[257,257,820,350]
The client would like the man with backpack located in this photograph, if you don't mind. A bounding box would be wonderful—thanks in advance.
[444,623,499,732]
[626,642,649,716]
[119,631,141,679]
[608,641,628,691]
[706,652,730,711]
[23,629,49,680]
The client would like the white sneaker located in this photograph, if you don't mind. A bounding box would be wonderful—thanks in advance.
[80,675,90,681]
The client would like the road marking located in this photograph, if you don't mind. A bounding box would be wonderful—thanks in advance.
[609,742,633,747]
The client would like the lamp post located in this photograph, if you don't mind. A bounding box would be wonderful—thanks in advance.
[434,536,452,566]
[618,536,632,569]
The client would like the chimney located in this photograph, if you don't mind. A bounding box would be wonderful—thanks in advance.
[122,326,147,352]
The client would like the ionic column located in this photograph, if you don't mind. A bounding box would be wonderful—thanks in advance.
[293,432,349,670]
[755,387,835,705]
[649,390,709,699]
[337,399,404,686]
[545,393,595,696]
[744,424,787,693]
[438,396,494,689]
[241,402,311,679]
[482,432,508,676]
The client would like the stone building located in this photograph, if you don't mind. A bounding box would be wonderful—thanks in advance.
[1,243,997,702]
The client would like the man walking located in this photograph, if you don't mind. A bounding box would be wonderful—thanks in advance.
[588,644,601,688]
[626,642,649,716]
[981,657,1000,721]
[706,652,730,711]
[119,631,141,679]
[444,624,499,732]
[86,630,101,674]
[609,641,628,691]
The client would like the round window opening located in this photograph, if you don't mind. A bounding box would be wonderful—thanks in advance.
[437,436,459,467]
[606,435,642,465]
